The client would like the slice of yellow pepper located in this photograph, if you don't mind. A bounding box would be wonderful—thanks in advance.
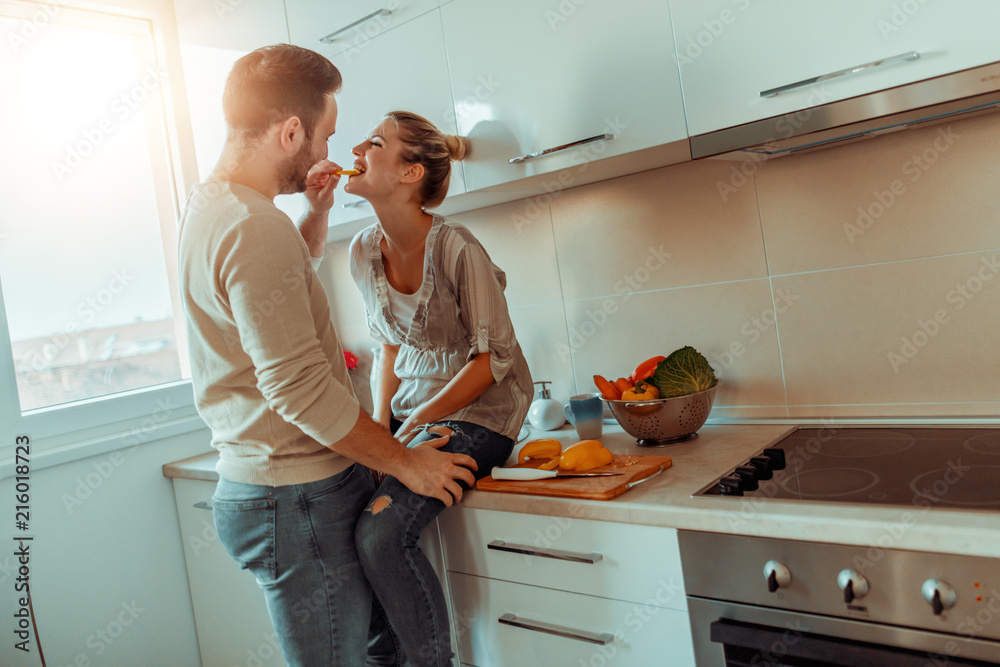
[559,440,612,471]
[571,447,615,472]
[518,439,563,464]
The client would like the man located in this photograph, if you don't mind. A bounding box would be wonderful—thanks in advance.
[177,44,476,666]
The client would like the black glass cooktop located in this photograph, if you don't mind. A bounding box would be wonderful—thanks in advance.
[698,427,1000,510]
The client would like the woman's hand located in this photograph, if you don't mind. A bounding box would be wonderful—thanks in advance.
[396,409,456,446]
[395,408,436,446]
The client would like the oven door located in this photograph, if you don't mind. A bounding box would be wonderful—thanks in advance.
[688,598,1000,667]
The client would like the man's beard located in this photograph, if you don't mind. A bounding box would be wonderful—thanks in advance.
[278,140,315,195]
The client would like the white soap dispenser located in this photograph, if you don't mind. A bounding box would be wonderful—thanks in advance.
[527,381,566,431]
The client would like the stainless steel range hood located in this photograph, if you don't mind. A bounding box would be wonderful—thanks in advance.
[690,60,1000,160]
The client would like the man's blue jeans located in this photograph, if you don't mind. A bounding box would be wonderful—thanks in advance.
[212,463,377,667]
[358,420,514,666]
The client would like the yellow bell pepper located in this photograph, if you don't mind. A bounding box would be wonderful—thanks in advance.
[621,380,660,401]
[559,440,614,471]
[518,439,563,464]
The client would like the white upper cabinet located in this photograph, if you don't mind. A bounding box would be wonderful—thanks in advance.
[323,10,465,227]
[172,0,288,50]
[440,0,688,191]
[671,0,1000,137]
[286,0,439,57]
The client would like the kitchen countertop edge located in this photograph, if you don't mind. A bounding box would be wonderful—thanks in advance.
[162,424,1000,559]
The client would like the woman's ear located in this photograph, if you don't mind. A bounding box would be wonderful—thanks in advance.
[399,162,425,184]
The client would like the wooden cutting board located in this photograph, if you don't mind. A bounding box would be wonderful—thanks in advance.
[476,454,672,501]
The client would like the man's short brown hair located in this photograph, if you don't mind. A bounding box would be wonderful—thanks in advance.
[223,44,342,142]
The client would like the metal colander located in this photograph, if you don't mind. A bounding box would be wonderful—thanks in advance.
[607,384,719,447]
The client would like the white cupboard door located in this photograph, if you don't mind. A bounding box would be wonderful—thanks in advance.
[286,0,438,58]
[439,508,688,612]
[172,0,288,51]
[449,573,696,667]
[325,11,464,228]
[441,0,687,191]
[672,0,1000,137]
[172,478,287,667]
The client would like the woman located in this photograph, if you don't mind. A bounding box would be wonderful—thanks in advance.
[347,111,533,666]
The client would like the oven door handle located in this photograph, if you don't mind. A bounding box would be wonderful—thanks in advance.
[710,619,983,667]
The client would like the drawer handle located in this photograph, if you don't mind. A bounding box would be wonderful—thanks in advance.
[487,539,602,564]
[498,613,614,645]
[342,200,370,209]
[508,133,614,164]
[319,8,393,44]
[193,501,212,511]
[760,50,920,98]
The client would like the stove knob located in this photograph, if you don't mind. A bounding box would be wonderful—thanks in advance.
[922,579,957,616]
[734,466,759,491]
[718,476,744,496]
[763,560,791,593]
[749,457,774,480]
[837,569,869,603]
[762,447,786,470]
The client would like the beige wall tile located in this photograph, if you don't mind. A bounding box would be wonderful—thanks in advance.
[562,280,787,411]
[318,239,369,331]
[448,200,563,308]
[549,160,768,302]
[777,251,1000,412]
[337,324,379,415]
[508,303,576,407]
[787,403,1000,419]
[757,113,1000,275]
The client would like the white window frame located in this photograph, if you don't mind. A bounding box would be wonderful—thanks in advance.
[0,0,205,478]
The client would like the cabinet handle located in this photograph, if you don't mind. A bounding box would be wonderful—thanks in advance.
[487,539,602,564]
[498,613,614,645]
[319,9,393,44]
[760,50,920,98]
[342,200,370,209]
[193,501,212,511]
[508,133,614,164]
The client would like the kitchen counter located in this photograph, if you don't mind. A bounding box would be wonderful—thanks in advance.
[162,423,1000,559]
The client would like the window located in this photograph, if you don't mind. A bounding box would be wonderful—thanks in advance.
[0,0,199,466]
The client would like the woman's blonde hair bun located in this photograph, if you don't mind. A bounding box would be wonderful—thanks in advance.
[386,110,470,208]
[444,134,470,161]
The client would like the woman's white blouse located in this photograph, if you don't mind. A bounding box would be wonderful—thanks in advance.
[349,215,533,440]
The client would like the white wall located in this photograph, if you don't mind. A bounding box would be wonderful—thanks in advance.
[0,430,211,667]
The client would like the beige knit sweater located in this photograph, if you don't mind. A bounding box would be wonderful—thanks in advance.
[178,181,359,486]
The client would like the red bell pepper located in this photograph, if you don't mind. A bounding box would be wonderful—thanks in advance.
[629,355,667,384]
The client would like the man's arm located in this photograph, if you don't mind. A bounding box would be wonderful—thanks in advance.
[223,212,475,504]
[333,411,476,506]
[298,160,340,257]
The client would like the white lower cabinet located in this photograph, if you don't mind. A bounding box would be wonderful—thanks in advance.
[171,477,287,667]
[437,508,696,667]
[169,475,448,667]
[450,573,695,667]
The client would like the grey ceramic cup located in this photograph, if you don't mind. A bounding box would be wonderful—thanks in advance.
[563,393,603,440]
